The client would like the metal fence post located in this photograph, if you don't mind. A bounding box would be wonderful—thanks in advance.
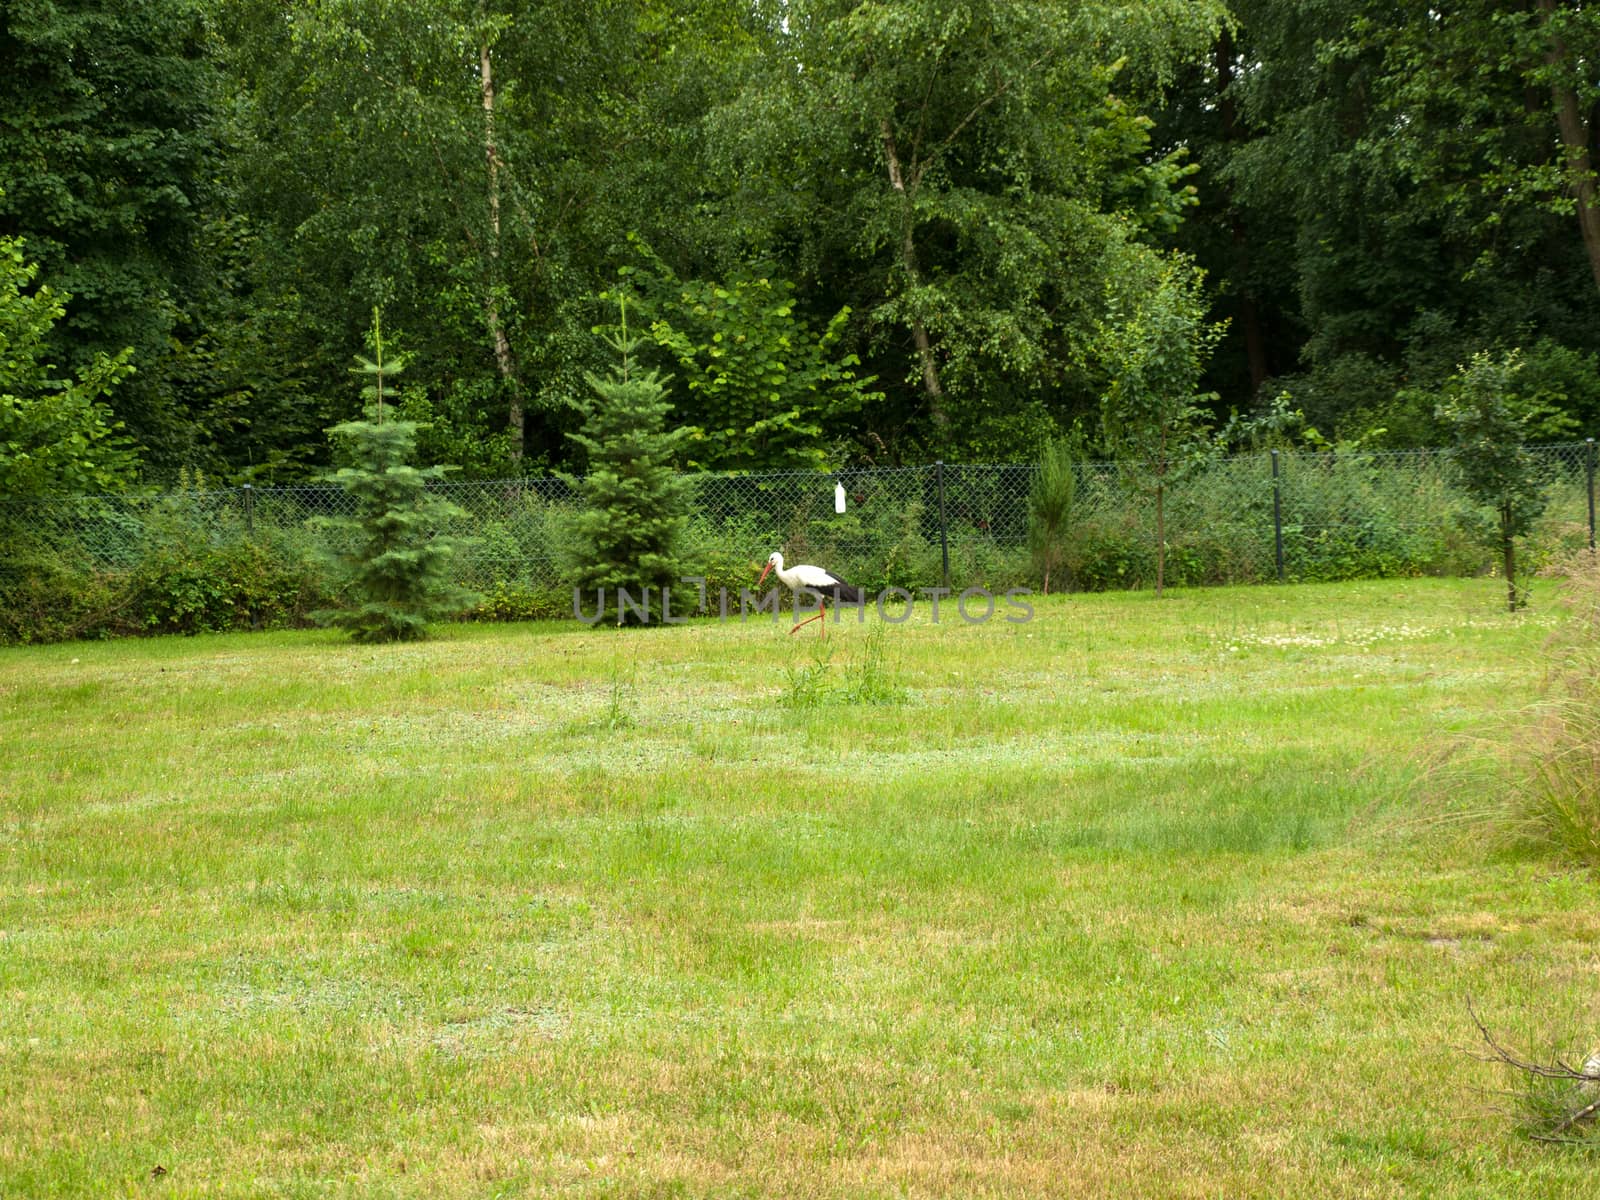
[1587,438,1596,552]
[242,484,255,539]
[935,460,950,590]
[1271,450,1284,583]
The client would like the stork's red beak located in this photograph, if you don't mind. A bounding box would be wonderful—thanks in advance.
[757,561,773,587]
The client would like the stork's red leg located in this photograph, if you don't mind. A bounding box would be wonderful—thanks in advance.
[790,601,827,635]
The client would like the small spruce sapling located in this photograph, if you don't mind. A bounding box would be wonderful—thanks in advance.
[316,310,475,642]
[563,297,692,625]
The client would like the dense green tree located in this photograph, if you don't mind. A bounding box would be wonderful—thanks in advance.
[217,0,764,472]
[0,0,222,466]
[218,0,519,469]
[707,0,1228,462]
[1154,0,1600,439]
[0,232,137,495]
[619,246,882,470]
[11,0,1593,486]
[1377,1,1600,298]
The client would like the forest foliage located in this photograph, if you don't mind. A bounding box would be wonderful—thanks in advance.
[1,0,1597,492]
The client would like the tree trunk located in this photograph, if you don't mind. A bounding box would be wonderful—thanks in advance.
[1217,29,1269,393]
[480,36,523,459]
[1552,86,1600,293]
[1239,290,1269,394]
[1502,506,1521,612]
[1155,478,1166,598]
[880,119,948,427]
[1538,0,1600,294]
[1216,26,1237,136]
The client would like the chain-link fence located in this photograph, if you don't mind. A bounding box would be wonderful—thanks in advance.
[2,442,1596,641]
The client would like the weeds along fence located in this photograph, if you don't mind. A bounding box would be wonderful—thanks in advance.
[1,442,1596,643]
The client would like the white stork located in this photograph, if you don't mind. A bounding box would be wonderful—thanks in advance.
[757,551,864,636]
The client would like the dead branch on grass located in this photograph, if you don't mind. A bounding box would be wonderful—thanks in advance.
[1468,997,1600,1145]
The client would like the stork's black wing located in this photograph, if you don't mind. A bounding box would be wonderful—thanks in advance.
[822,577,864,604]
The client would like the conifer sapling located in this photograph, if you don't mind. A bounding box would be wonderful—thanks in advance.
[317,310,475,642]
[564,298,692,625]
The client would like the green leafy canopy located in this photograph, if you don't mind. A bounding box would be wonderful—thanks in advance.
[0,234,138,496]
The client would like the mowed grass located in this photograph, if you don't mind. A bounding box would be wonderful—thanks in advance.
[3,579,1598,1198]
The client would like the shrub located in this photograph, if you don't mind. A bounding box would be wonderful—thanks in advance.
[0,500,329,644]
[948,538,1032,593]
[1065,513,1157,592]
[450,489,578,592]
[0,537,118,644]
[128,538,327,636]
[822,498,939,593]
[466,582,573,623]
[680,514,772,609]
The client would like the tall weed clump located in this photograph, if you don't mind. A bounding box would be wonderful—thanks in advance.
[1506,552,1600,864]
[1027,438,1076,594]
[1445,553,1600,863]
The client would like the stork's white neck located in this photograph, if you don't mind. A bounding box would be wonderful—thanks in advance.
[769,554,797,589]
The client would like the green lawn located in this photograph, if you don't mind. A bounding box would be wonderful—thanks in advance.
[3,579,1597,1197]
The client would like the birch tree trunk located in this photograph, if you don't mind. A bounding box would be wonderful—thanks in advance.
[480,36,524,459]
[1216,28,1269,393]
